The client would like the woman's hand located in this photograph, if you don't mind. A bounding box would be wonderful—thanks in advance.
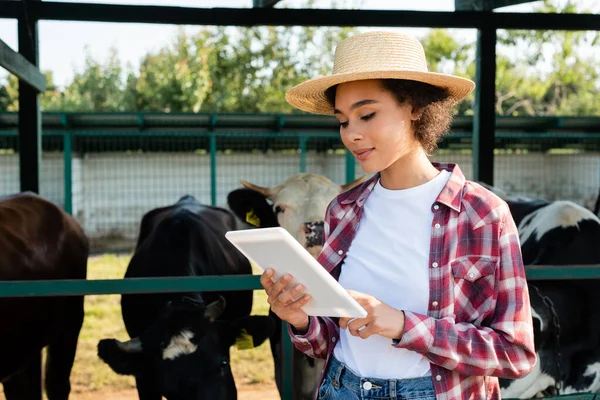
[339,290,405,340]
[260,268,312,332]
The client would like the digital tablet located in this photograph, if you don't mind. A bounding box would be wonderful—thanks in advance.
[225,227,367,318]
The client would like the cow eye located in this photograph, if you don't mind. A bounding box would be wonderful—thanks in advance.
[274,205,284,214]
[221,359,229,368]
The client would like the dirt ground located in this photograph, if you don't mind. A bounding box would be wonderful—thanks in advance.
[0,383,280,400]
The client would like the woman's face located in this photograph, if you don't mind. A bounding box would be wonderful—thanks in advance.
[334,79,421,174]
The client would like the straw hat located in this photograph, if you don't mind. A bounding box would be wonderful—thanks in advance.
[285,31,476,115]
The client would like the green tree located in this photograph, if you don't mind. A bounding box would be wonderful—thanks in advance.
[133,28,212,112]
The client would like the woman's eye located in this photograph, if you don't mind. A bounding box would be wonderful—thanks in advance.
[274,206,284,214]
[338,121,349,129]
[361,112,375,121]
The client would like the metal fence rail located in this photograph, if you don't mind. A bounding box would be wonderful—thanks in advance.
[2,265,600,399]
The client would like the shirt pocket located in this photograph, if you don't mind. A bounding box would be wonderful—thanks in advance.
[451,255,498,322]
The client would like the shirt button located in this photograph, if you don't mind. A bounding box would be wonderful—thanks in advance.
[436,375,442,381]
[432,301,439,307]
[434,223,441,229]
[433,204,440,210]
[363,381,372,390]
[337,250,344,255]
[432,262,438,268]
[469,273,475,279]
[331,337,336,343]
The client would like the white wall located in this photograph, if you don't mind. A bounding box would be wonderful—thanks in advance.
[1,151,598,250]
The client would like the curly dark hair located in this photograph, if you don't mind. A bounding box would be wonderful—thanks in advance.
[325,79,456,154]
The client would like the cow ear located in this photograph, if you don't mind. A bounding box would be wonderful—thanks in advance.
[234,315,276,350]
[227,188,279,228]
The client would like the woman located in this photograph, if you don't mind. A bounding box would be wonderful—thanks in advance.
[261,31,536,400]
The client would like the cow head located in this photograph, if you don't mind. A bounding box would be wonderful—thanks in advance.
[97,296,274,400]
[227,173,367,258]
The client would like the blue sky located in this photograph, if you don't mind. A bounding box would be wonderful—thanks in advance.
[0,0,597,89]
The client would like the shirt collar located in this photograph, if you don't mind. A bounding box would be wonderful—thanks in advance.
[339,162,465,212]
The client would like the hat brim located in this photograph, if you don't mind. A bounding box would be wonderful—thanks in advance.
[285,70,476,115]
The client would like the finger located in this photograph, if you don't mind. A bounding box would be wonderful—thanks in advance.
[339,317,350,330]
[288,294,311,310]
[260,269,275,290]
[357,323,380,339]
[347,318,369,337]
[276,283,306,305]
[346,290,373,308]
[269,273,292,298]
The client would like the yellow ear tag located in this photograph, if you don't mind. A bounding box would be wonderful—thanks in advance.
[235,329,254,350]
[245,209,261,227]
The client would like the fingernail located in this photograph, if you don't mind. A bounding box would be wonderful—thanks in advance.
[295,284,303,291]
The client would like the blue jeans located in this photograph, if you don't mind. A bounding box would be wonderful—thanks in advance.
[318,356,436,400]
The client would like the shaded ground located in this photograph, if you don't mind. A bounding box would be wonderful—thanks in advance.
[67,383,280,400]
[0,383,280,400]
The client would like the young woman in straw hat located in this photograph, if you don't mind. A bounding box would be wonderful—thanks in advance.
[260,31,536,400]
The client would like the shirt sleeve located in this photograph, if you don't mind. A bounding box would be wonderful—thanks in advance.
[393,212,537,379]
[287,316,339,359]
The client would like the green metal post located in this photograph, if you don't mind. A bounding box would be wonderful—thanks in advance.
[63,132,72,214]
[281,321,294,400]
[345,150,355,183]
[210,134,217,206]
[299,137,307,173]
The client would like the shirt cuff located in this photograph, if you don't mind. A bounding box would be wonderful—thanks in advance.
[287,316,320,347]
[391,311,434,354]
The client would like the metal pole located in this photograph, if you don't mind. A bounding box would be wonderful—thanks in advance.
[281,321,294,400]
[63,132,72,214]
[472,26,497,185]
[345,150,355,183]
[210,134,217,206]
[17,8,42,194]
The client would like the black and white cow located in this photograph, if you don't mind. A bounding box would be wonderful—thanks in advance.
[227,173,366,400]
[97,195,275,400]
[480,186,600,398]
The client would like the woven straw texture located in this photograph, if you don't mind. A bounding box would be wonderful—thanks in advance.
[285,31,476,115]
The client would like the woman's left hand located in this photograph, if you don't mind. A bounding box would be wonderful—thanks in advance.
[339,290,405,340]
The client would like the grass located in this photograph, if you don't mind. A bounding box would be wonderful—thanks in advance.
[1,254,274,397]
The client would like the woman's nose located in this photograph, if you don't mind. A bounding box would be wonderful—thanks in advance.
[344,126,362,142]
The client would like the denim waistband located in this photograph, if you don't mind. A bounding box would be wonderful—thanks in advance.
[325,355,435,399]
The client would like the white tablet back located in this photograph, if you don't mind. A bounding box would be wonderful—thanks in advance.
[225,227,367,318]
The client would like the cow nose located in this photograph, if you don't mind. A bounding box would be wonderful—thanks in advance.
[303,221,325,248]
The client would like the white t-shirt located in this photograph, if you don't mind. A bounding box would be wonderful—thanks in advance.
[333,169,451,379]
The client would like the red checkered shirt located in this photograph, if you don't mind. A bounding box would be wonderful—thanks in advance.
[288,162,536,400]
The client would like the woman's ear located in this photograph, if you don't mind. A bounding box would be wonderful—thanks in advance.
[410,107,422,121]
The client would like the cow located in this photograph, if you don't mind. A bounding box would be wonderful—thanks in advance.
[227,173,366,400]
[0,192,89,400]
[97,195,275,400]
[478,185,600,398]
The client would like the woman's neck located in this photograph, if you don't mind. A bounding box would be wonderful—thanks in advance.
[379,148,440,190]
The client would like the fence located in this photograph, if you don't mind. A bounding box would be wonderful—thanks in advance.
[0,127,598,251]
[1,113,600,399]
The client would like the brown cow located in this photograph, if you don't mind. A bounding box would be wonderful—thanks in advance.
[0,192,88,400]
[227,173,366,400]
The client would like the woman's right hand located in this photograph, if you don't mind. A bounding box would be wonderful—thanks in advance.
[260,268,312,332]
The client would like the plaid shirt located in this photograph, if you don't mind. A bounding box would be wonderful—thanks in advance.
[288,163,536,400]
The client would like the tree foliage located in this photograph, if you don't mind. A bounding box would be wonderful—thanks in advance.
[1,0,597,116]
